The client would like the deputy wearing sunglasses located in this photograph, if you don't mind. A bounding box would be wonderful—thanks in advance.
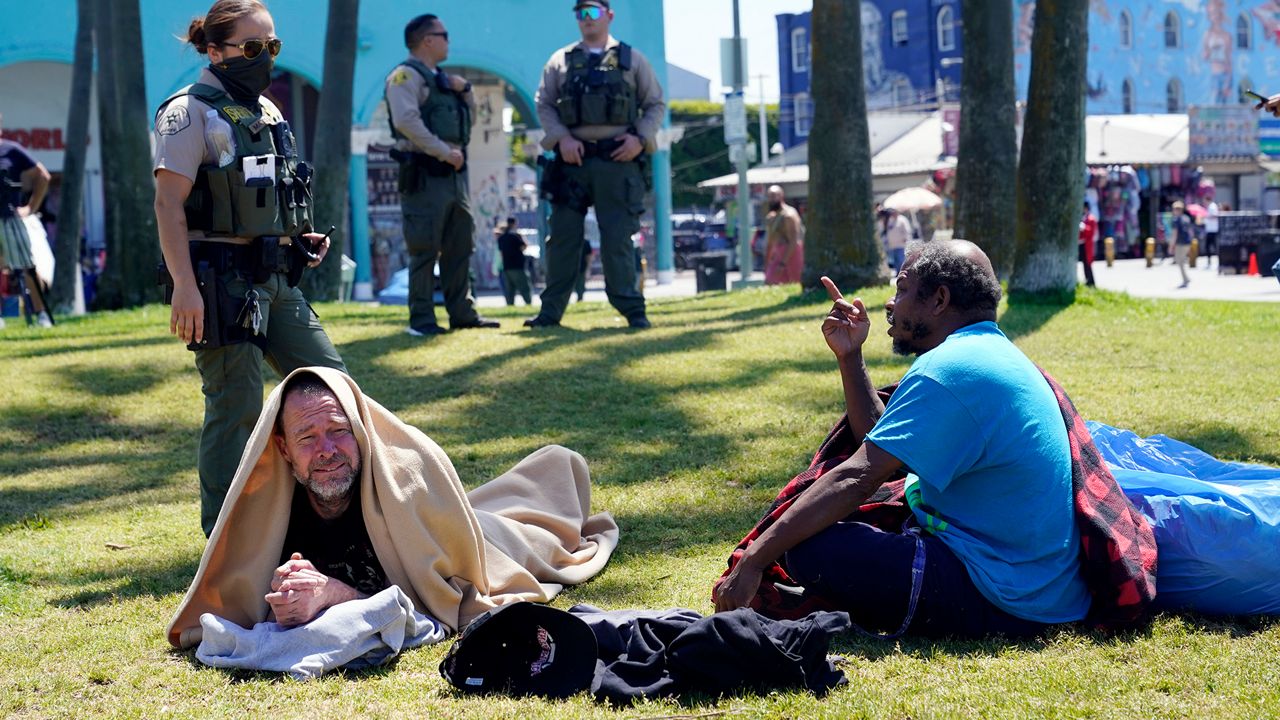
[152,0,347,537]
[527,0,665,330]
[384,14,498,337]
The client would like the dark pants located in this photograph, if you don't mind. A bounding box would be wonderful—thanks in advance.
[539,157,646,322]
[784,521,1049,639]
[193,270,346,536]
[401,170,480,330]
[1078,244,1095,287]
[503,267,532,305]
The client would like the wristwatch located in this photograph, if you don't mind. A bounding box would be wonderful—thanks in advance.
[461,80,473,93]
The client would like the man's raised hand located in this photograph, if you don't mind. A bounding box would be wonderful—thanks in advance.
[820,276,872,359]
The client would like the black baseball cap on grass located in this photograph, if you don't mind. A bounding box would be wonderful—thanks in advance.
[439,602,597,698]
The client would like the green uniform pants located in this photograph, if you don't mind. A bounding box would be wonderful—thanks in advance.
[401,169,480,331]
[503,267,532,305]
[193,269,346,536]
[540,158,646,322]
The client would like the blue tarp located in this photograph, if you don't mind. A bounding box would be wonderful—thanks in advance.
[1089,422,1280,616]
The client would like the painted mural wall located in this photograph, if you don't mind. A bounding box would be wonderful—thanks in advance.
[779,0,1280,147]
[777,0,961,149]
[1014,0,1280,115]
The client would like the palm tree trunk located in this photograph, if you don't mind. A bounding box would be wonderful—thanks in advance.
[94,0,159,309]
[300,0,360,301]
[49,0,96,314]
[803,0,882,291]
[955,0,1017,278]
[1010,0,1088,297]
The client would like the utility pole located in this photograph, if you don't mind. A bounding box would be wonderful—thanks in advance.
[732,0,753,282]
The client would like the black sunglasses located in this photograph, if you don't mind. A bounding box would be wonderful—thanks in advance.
[425,31,450,41]
[220,37,283,60]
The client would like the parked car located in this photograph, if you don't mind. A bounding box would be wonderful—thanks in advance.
[671,213,708,269]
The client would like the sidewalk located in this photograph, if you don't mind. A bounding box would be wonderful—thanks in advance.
[473,270,763,309]
[1086,257,1280,303]
[466,257,1280,309]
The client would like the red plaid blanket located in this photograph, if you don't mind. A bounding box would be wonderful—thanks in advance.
[715,370,1158,632]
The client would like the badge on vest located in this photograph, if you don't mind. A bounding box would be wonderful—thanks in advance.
[223,105,256,124]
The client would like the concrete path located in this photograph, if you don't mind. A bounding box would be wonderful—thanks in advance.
[1086,257,1280,303]
[464,257,1280,310]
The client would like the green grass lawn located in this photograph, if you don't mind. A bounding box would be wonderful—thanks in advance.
[2,284,1279,718]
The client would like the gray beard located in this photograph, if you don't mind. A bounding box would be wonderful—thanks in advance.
[294,457,359,501]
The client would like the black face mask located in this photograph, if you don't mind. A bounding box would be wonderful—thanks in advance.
[769,201,782,211]
[209,52,274,105]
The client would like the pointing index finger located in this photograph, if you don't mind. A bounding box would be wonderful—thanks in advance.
[820,276,844,303]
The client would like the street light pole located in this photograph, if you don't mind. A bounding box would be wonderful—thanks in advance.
[733,0,753,282]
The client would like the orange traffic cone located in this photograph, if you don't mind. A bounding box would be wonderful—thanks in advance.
[1248,252,1260,276]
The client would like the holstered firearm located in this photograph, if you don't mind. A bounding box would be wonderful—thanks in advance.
[537,155,591,214]
[157,259,224,351]
[390,148,465,193]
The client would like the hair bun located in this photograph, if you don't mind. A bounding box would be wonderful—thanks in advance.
[187,18,208,53]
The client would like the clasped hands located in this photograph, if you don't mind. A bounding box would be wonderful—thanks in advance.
[264,552,357,628]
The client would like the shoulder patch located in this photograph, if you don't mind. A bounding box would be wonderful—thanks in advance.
[157,105,191,136]
[391,69,410,86]
[223,105,256,124]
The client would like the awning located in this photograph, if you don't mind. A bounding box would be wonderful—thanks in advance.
[1086,114,1188,166]
[698,115,951,188]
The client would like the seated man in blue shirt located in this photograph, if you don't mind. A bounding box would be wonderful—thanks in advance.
[715,240,1090,638]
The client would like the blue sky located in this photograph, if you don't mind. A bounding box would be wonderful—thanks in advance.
[662,0,813,102]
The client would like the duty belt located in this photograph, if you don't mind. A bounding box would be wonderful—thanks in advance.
[558,137,628,161]
[189,238,292,275]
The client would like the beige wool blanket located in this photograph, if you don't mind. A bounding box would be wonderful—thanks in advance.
[167,367,619,648]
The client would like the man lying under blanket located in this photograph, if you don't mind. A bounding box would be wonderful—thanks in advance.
[167,367,619,650]
[714,240,1156,638]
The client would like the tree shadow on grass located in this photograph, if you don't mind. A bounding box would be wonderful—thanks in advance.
[0,403,195,529]
[997,295,1072,342]
[59,361,186,397]
[48,552,201,609]
[1155,422,1280,466]
[0,334,173,361]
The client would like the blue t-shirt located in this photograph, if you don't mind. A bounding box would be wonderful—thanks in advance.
[864,321,1090,623]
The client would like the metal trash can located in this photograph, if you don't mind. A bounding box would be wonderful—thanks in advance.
[693,252,727,293]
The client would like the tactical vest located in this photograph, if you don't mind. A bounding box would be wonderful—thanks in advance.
[156,83,312,239]
[387,59,471,147]
[555,44,638,128]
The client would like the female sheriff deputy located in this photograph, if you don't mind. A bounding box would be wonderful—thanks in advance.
[153,0,347,537]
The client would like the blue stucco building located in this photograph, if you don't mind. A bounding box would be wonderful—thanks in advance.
[777,0,962,148]
[777,1,1278,150]
[0,0,676,297]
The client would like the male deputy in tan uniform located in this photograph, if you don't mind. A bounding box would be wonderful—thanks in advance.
[385,14,498,336]
[525,0,665,329]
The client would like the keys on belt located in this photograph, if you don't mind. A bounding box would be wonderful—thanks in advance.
[236,288,262,336]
